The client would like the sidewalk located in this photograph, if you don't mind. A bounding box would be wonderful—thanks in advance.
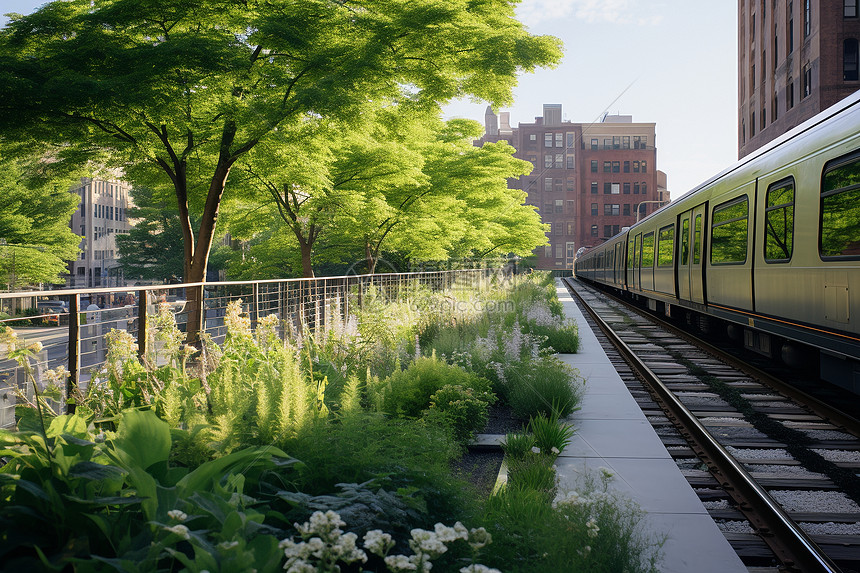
[555,282,747,573]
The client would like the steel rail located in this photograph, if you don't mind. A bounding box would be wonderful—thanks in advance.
[563,277,842,573]
[577,280,860,439]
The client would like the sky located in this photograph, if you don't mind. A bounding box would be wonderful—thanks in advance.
[2,0,739,199]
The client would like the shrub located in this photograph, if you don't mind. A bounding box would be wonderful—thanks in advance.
[501,431,536,461]
[506,455,557,501]
[370,354,494,419]
[529,410,575,458]
[506,357,582,420]
[426,384,496,444]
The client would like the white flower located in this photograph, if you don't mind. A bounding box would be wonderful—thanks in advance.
[468,527,492,550]
[578,545,591,557]
[384,554,418,571]
[551,446,560,455]
[218,541,239,550]
[460,565,502,573]
[531,446,540,454]
[409,529,447,557]
[28,341,43,353]
[599,466,614,480]
[163,524,190,540]
[434,522,468,543]
[363,529,395,556]
[285,559,316,573]
[167,509,187,522]
[586,518,600,538]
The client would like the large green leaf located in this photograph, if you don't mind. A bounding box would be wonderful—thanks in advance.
[112,410,171,471]
[46,414,89,439]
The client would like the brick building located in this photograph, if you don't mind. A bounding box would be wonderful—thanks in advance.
[479,104,667,270]
[739,0,860,157]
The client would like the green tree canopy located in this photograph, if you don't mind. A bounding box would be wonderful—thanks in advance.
[0,159,80,289]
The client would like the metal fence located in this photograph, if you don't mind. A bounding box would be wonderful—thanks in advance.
[0,269,496,428]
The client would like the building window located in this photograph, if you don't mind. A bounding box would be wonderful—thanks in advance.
[544,177,553,192]
[623,204,631,216]
[591,203,598,216]
[642,183,648,194]
[803,65,812,97]
[604,182,612,194]
[804,0,811,38]
[612,161,620,173]
[566,154,575,169]
[613,136,621,149]
[544,244,552,257]
[634,183,640,194]
[566,132,575,148]
[845,39,859,80]
[633,161,640,173]
[591,225,598,237]
[543,203,553,214]
[788,78,795,108]
[604,204,620,216]
[530,134,537,141]
[710,196,749,264]
[555,178,564,193]
[623,161,630,173]
[765,177,795,262]
[603,138,611,149]
[591,181,598,194]
[623,182,631,194]
[555,199,563,213]
[761,107,766,129]
[820,151,860,258]
[545,154,553,168]
[611,183,620,195]
[566,178,575,191]
[591,138,598,150]
[555,133,563,147]
[591,160,598,172]
[603,161,611,173]
[641,160,647,173]
[772,92,779,122]
[622,136,630,149]
[751,111,756,136]
[789,1,795,53]
[544,133,553,147]
[641,232,655,267]
[555,154,564,168]
[567,223,575,235]
[847,0,858,18]
[566,200,574,213]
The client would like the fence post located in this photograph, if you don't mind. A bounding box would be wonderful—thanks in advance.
[67,293,80,414]
[137,289,148,361]
[251,283,260,330]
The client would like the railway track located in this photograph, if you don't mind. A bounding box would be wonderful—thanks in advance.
[563,277,860,573]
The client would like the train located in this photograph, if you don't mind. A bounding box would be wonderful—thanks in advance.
[574,90,860,393]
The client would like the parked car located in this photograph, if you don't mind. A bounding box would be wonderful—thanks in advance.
[36,300,68,326]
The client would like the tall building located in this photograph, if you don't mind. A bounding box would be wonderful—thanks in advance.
[67,178,133,288]
[739,0,860,157]
[479,104,666,270]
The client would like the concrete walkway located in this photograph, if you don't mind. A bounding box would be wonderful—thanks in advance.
[555,282,747,573]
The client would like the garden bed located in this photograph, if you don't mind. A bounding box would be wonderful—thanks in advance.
[0,272,664,572]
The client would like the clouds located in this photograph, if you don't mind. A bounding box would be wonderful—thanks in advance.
[517,0,664,27]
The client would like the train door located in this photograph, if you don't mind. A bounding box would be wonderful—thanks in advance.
[633,233,642,290]
[690,203,706,304]
[615,242,623,285]
[626,234,635,289]
[677,203,707,304]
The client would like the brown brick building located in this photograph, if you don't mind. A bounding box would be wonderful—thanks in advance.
[480,104,667,270]
[739,0,860,157]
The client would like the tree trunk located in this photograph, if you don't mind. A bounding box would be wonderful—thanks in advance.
[365,242,376,274]
[299,240,314,278]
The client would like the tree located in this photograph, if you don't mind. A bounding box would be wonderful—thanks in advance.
[1,0,562,337]
[0,159,80,289]
[327,118,548,273]
[115,187,189,283]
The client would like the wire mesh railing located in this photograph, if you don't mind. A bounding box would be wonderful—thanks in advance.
[0,269,495,428]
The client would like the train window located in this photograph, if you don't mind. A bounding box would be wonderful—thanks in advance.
[681,218,690,265]
[641,232,655,268]
[627,235,635,269]
[820,152,860,258]
[710,197,749,264]
[764,178,794,262]
[657,225,674,266]
[693,214,702,264]
[634,234,642,269]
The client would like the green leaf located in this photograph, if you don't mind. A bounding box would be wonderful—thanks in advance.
[47,414,90,439]
[67,461,126,481]
[112,410,171,470]
[177,446,291,496]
